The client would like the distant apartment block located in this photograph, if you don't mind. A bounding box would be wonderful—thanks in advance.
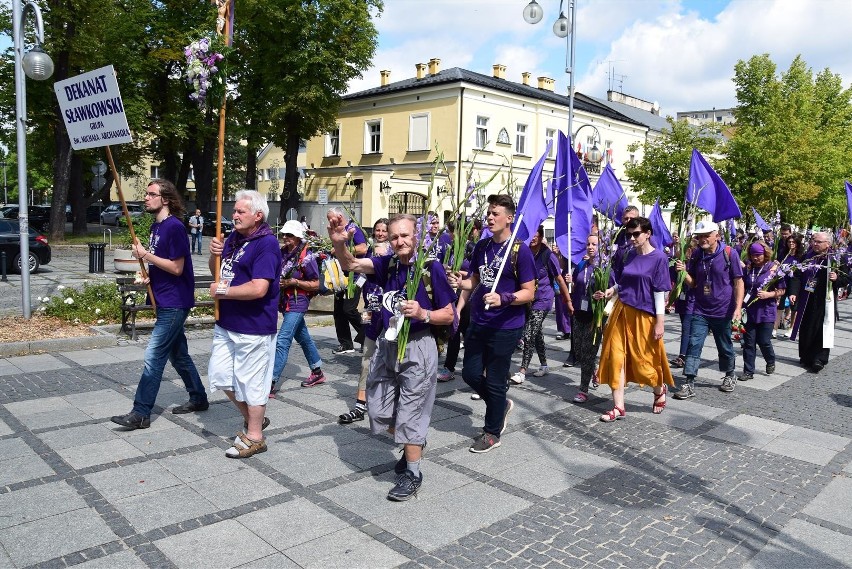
[676,108,736,126]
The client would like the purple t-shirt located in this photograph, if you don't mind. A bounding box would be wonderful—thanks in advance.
[469,238,537,329]
[670,264,696,315]
[615,248,671,315]
[148,215,195,309]
[369,256,455,335]
[531,247,559,311]
[436,232,453,263]
[362,245,392,341]
[744,262,784,324]
[217,227,282,335]
[278,246,319,313]
[571,258,596,322]
[687,242,743,319]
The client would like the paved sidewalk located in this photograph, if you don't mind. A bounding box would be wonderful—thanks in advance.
[0,303,850,567]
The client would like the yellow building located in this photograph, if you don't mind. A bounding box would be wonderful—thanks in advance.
[302,58,654,228]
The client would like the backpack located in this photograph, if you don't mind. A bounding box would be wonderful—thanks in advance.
[388,256,459,346]
[317,252,349,296]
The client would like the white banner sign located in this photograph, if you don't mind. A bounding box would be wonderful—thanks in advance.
[53,65,133,150]
[318,188,328,205]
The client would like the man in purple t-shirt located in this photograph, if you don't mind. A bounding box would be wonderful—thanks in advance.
[208,190,282,459]
[111,179,208,431]
[328,211,456,502]
[674,221,744,398]
[449,194,536,454]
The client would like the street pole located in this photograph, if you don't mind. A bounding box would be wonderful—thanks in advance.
[0,160,7,205]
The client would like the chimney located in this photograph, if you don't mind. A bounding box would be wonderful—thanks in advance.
[492,64,506,80]
[415,63,427,80]
[380,69,391,86]
[428,58,441,75]
[521,72,531,86]
[537,76,555,91]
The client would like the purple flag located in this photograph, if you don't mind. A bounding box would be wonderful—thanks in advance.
[685,149,741,222]
[591,163,627,224]
[545,178,555,216]
[554,132,593,265]
[752,207,770,231]
[514,140,553,244]
[649,199,672,250]
[845,181,852,224]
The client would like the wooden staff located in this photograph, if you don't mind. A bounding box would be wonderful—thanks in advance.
[105,145,155,310]
[213,0,234,320]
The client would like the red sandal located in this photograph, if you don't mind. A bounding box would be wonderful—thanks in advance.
[653,385,667,414]
[600,406,626,422]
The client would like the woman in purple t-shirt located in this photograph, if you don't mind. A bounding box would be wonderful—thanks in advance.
[594,217,674,422]
[741,242,784,380]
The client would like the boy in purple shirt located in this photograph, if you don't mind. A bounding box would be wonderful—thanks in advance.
[674,221,744,398]
[328,211,456,501]
[111,179,208,430]
[449,194,536,454]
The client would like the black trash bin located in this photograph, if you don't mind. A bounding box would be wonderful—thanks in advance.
[88,242,107,273]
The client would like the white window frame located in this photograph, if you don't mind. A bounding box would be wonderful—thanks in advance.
[325,125,341,157]
[545,128,556,158]
[475,115,489,150]
[150,166,160,179]
[515,123,527,155]
[409,113,430,151]
[364,119,382,154]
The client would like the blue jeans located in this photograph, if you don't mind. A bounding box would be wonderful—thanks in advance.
[682,314,735,386]
[191,232,202,254]
[271,311,323,382]
[678,312,693,356]
[742,321,774,374]
[461,323,524,437]
[132,308,206,417]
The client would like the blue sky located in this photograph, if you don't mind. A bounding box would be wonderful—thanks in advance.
[350,0,852,116]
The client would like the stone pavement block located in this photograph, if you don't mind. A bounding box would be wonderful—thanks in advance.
[0,507,118,567]
[262,400,324,428]
[281,382,358,417]
[0,417,11,436]
[276,422,370,448]
[0,480,87,530]
[0,436,32,459]
[235,552,301,568]
[3,353,68,372]
[333,435,400,470]
[0,547,10,568]
[73,549,147,569]
[98,345,147,361]
[0,360,22,376]
[85,460,184,501]
[37,423,118,450]
[780,426,850,452]
[0,450,55,486]
[257,438,360,484]
[434,390,481,416]
[489,459,583,498]
[124,424,207,455]
[761,438,838,466]
[61,348,124,366]
[110,414,179,436]
[429,400,466,422]
[443,432,573,476]
[504,389,572,424]
[5,394,74,417]
[64,389,134,420]
[173,401,242,425]
[726,414,794,437]
[192,467,283,510]
[802,476,852,530]
[237,497,348,551]
[115,484,218,533]
[635,395,726,430]
[737,374,793,391]
[156,519,277,569]
[283,526,409,568]
[427,413,481,449]
[157,448,245,483]
[195,419,244,437]
[17,405,94,430]
[743,518,852,569]
[704,423,777,449]
[59,437,146,470]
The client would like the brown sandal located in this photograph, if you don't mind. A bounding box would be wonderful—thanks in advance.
[225,432,267,458]
[653,385,667,414]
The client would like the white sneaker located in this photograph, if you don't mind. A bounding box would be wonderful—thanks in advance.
[509,372,525,385]
[532,366,549,377]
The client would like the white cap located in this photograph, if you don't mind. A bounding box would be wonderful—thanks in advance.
[279,219,305,239]
[693,221,719,235]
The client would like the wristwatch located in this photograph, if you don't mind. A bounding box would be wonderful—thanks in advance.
[423,310,431,323]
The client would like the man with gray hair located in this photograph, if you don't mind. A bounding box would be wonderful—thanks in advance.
[208,190,282,458]
[788,231,847,373]
[328,210,456,501]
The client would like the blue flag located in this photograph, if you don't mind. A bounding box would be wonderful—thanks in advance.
[649,199,672,250]
[554,132,593,265]
[752,207,770,231]
[514,140,553,244]
[685,149,741,222]
[845,181,852,224]
[591,163,627,224]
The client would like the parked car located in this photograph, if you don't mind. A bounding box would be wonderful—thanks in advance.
[67,204,107,223]
[0,205,51,232]
[0,219,51,273]
[184,212,234,237]
[100,203,144,225]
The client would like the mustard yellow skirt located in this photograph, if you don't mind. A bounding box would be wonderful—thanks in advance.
[598,300,674,390]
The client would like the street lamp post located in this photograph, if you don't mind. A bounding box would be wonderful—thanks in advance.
[0,160,7,205]
[13,0,54,318]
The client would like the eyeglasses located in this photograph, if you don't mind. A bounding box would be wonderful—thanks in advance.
[145,192,161,198]
[627,230,645,239]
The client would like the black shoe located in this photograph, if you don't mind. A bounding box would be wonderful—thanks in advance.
[111,412,150,429]
[387,470,423,501]
[740,372,754,381]
[810,362,825,374]
[563,354,575,367]
[172,400,209,414]
[338,406,366,424]
[332,345,356,355]
[766,363,776,375]
[672,384,696,400]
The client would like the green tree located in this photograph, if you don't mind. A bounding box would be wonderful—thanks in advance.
[624,117,720,218]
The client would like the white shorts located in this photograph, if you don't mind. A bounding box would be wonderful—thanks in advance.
[208,324,276,406]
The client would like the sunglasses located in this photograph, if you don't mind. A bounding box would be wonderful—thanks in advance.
[627,230,645,239]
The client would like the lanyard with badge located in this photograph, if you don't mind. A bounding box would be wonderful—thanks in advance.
[579,264,591,311]
[216,241,247,295]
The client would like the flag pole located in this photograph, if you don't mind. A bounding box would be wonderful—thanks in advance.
[213,0,233,320]
[105,145,155,310]
[485,212,524,310]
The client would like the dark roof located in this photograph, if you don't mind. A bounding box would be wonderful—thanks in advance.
[345,67,644,128]
[588,95,673,133]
